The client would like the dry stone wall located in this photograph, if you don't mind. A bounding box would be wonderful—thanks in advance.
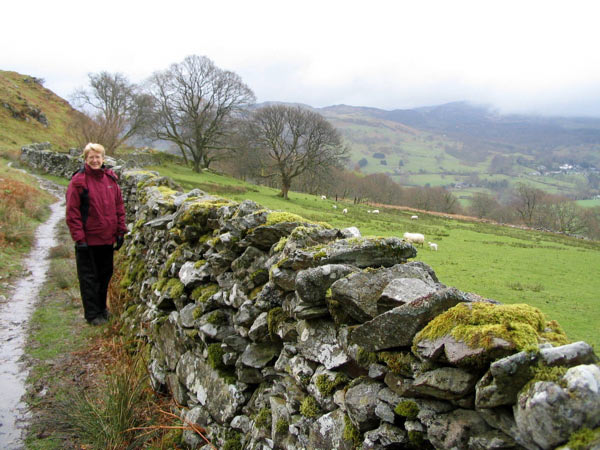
[20,145,600,450]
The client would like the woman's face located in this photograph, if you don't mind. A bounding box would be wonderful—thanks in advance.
[86,150,104,169]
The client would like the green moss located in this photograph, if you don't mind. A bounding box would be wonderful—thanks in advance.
[342,414,362,448]
[192,307,203,320]
[377,351,416,376]
[165,278,184,298]
[300,396,320,418]
[249,285,263,300]
[412,302,569,357]
[408,430,425,447]
[184,329,199,339]
[561,427,600,450]
[394,400,419,420]
[191,283,218,302]
[194,259,207,268]
[522,363,569,394]
[267,307,286,340]
[154,277,168,292]
[264,211,307,226]
[255,407,272,430]
[315,373,349,397]
[275,418,289,434]
[207,343,225,370]
[313,249,327,260]
[356,347,378,367]
[157,185,178,197]
[164,247,183,271]
[206,310,228,325]
[274,237,288,252]
[250,268,268,281]
[223,438,242,450]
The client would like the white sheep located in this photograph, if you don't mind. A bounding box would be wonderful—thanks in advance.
[332,205,337,209]
[342,208,348,214]
[428,242,438,251]
[403,232,425,247]
[411,215,418,220]
[367,210,371,213]
[321,195,327,200]
[372,209,380,214]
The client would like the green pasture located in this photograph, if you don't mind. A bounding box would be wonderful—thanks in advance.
[577,198,600,208]
[147,162,600,351]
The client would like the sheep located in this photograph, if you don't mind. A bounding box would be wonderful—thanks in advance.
[342,208,348,214]
[371,209,380,214]
[321,195,327,200]
[367,210,371,213]
[411,215,418,220]
[403,232,425,247]
[428,242,438,251]
[332,205,337,209]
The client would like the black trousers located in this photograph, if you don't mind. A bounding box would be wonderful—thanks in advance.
[75,245,114,322]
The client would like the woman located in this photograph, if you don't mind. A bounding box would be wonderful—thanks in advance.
[65,143,127,325]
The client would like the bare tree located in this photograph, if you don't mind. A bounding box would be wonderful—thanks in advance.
[512,183,545,226]
[71,72,152,155]
[248,105,348,199]
[469,192,501,219]
[144,55,255,172]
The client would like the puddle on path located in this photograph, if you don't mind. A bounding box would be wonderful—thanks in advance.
[0,177,65,449]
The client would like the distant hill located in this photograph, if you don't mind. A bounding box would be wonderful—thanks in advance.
[310,102,600,201]
[0,70,80,153]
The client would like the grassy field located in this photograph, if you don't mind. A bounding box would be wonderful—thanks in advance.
[147,162,600,351]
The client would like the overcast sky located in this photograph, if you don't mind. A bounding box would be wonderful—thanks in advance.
[4,0,600,116]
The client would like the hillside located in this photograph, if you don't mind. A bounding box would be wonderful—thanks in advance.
[317,102,600,204]
[0,70,80,153]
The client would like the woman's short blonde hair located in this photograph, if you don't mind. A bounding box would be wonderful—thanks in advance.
[83,143,106,160]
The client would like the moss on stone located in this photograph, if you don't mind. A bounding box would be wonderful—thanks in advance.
[194,259,207,268]
[412,302,569,356]
[522,363,569,394]
[394,400,419,420]
[275,418,289,434]
[154,277,168,292]
[157,185,178,197]
[264,211,306,226]
[313,249,328,260]
[207,343,225,370]
[267,307,286,340]
[223,437,243,450]
[249,285,263,300]
[255,407,272,430]
[561,427,600,450]
[377,351,415,376]
[164,247,183,272]
[356,347,378,367]
[315,373,349,397]
[250,268,268,281]
[300,396,320,418]
[191,284,218,302]
[165,278,184,298]
[206,310,228,325]
[342,414,362,448]
[274,237,288,252]
[408,430,425,447]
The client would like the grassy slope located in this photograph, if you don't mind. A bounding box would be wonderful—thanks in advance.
[321,107,589,201]
[0,70,79,153]
[150,162,600,351]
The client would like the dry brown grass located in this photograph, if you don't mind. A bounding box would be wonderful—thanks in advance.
[0,177,49,245]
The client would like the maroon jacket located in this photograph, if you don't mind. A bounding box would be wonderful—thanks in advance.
[66,164,127,246]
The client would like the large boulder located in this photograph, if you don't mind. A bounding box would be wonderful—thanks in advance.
[514,364,600,450]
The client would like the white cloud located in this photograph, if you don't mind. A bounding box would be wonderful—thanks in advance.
[3,0,600,115]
